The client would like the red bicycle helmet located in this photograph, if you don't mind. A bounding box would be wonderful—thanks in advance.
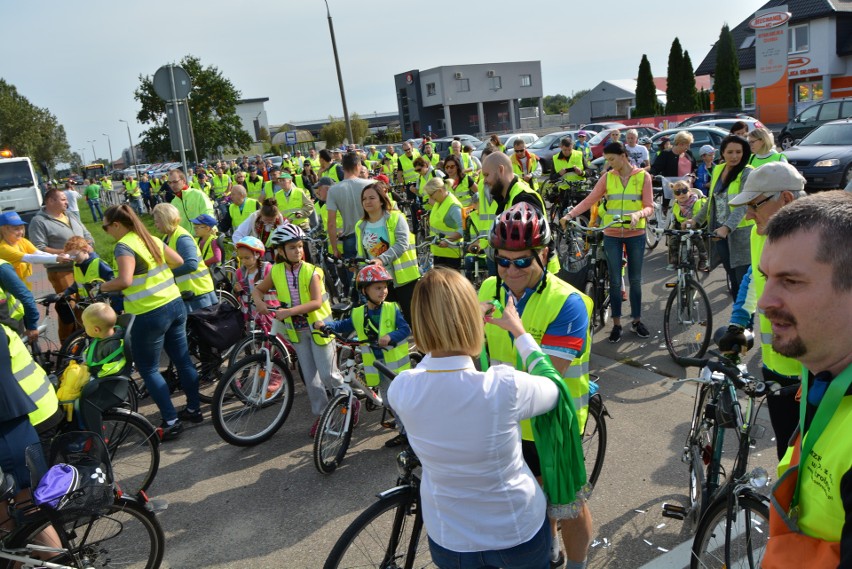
[357,264,393,288]
[489,202,552,251]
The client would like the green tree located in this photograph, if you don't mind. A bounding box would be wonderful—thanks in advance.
[350,113,370,145]
[258,126,270,142]
[519,97,539,108]
[0,79,72,174]
[698,88,711,111]
[134,55,253,161]
[634,55,658,117]
[543,94,570,115]
[681,51,700,112]
[665,38,685,113]
[713,24,742,110]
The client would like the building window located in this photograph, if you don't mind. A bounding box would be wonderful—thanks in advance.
[457,78,470,92]
[740,35,756,49]
[490,76,502,90]
[469,115,480,128]
[520,74,532,87]
[436,119,446,131]
[426,82,436,96]
[742,85,756,110]
[788,24,809,54]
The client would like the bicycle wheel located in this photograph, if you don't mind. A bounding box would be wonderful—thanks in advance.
[211,353,295,446]
[583,395,607,488]
[324,489,433,569]
[216,289,241,309]
[664,278,712,363]
[228,331,293,369]
[102,409,160,497]
[646,197,663,250]
[690,494,769,569]
[313,393,354,474]
[594,259,612,330]
[4,496,165,569]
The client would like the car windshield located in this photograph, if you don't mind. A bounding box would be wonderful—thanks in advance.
[0,161,36,191]
[475,140,490,151]
[529,134,561,149]
[799,123,852,146]
[588,131,612,145]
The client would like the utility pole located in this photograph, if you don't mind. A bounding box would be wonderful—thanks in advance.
[102,133,113,168]
[323,0,353,145]
[119,120,139,178]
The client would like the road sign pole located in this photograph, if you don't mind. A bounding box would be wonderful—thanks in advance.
[168,65,189,177]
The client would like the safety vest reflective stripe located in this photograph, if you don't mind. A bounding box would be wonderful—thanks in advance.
[245,179,265,199]
[708,164,754,229]
[270,263,332,345]
[166,227,215,297]
[230,199,259,228]
[552,150,585,183]
[4,324,58,426]
[211,175,230,196]
[352,302,411,387]
[274,189,306,219]
[355,211,420,285]
[175,266,212,283]
[430,193,463,259]
[118,233,180,314]
[450,176,475,207]
[398,154,418,183]
[73,259,103,298]
[602,171,646,229]
[124,274,178,302]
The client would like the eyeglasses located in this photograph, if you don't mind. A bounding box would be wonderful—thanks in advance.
[673,189,689,196]
[168,180,182,184]
[747,194,775,212]
[494,254,536,269]
[101,222,111,231]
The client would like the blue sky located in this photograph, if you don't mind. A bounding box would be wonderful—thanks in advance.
[1,0,761,159]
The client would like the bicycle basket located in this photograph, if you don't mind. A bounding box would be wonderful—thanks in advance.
[187,301,245,352]
[715,388,738,429]
[28,431,114,515]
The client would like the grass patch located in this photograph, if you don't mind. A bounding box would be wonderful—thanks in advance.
[78,203,160,265]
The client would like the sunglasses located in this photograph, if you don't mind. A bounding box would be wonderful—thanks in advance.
[674,189,689,196]
[495,254,536,269]
[101,222,111,231]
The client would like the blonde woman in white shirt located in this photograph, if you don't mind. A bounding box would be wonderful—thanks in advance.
[387,268,560,569]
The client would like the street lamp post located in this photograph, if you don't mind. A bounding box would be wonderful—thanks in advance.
[88,140,97,162]
[119,120,139,178]
[79,148,86,165]
[323,0,353,145]
[102,134,114,168]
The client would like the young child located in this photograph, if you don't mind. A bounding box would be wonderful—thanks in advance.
[252,223,343,437]
[314,264,412,447]
[668,181,709,272]
[191,214,222,268]
[233,236,278,332]
[81,302,126,379]
[63,236,123,313]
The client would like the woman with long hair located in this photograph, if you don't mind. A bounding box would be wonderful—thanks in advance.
[99,204,201,439]
[442,154,478,208]
[356,183,420,322]
[687,135,753,299]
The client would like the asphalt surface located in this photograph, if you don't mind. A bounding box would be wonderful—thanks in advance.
[27,239,775,568]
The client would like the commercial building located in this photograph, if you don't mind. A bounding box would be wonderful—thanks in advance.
[695,0,852,124]
[393,61,543,140]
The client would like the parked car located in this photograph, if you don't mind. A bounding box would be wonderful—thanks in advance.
[504,130,578,173]
[431,135,482,159]
[778,97,852,150]
[649,126,729,162]
[588,126,660,158]
[580,122,626,134]
[471,133,538,160]
[691,118,764,133]
[783,119,852,191]
[678,112,755,128]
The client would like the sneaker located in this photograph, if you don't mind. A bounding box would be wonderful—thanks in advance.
[309,417,320,438]
[159,420,183,441]
[384,433,408,448]
[351,398,361,427]
[177,407,203,423]
[608,325,622,344]
[698,259,710,272]
[665,263,676,271]
[632,321,650,338]
[550,551,565,569]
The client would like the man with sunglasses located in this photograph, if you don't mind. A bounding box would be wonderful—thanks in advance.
[394,142,420,186]
[167,169,215,233]
[479,202,594,569]
[718,162,808,460]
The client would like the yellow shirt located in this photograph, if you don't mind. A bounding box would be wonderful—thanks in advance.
[0,238,37,286]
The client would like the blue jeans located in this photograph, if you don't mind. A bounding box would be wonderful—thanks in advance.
[130,298,200,422]
[428,516,551,569]
[88,199,103,221]
[603,234,645,320]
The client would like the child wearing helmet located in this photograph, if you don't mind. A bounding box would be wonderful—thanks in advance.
[314,264,412,447]
[234,236,279,333]
[252,223,343,436]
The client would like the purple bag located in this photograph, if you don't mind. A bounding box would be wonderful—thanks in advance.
[33,462,111,512]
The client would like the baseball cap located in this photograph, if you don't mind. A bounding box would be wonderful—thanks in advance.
[190,214,218,226]
[699,145,715,156]
[577,131,588,137]
[375,174,390,184]
[0,212,26,226]
[278,172,292,179]
[315,176,335,187]
[729,162,806,206]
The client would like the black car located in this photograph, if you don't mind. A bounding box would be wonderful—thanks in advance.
[678,112,755,129]
[777,97,852,150]
[783,119,852,191]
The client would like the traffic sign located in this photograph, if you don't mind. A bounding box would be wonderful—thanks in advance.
[153,65,192,101]
[284,131,297,145]
[166,101,192,152]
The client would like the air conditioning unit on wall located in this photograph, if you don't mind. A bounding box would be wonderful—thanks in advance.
[454,72,463,80]
[487,70,495,77]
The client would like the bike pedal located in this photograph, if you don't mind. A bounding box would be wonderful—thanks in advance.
[661,503,687,520]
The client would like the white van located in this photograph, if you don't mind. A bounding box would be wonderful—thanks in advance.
[0,156,43,222]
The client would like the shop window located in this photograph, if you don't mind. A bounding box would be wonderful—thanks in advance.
[742,85,756,110]
[788,24,809,54]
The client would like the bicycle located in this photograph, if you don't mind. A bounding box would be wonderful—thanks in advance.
[540,177,592,227]
[646,176,686,250]
[0,431,164,569]
[210,340,296,447]
[660,228,713,364]
[660,347,771,569]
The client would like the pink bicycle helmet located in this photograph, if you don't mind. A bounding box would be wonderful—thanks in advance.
[235,236,266,256]
[357,264,393,288]
[489,202,552,251]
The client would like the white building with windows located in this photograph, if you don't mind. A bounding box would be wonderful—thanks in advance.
[393,62,543,139]
[695,0,852,124]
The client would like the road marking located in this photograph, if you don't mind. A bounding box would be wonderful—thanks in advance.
[636,537,692,569]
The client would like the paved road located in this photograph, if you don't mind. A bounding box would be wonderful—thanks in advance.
[27,240,773,568]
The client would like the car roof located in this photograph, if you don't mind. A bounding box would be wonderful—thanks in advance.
[651,126,731,139]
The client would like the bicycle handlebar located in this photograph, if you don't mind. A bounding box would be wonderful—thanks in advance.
[313,327,391,351]
[567,216,625,232]
[679,356,767,396]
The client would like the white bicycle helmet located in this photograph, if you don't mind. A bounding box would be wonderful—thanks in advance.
[268,223,305,247]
